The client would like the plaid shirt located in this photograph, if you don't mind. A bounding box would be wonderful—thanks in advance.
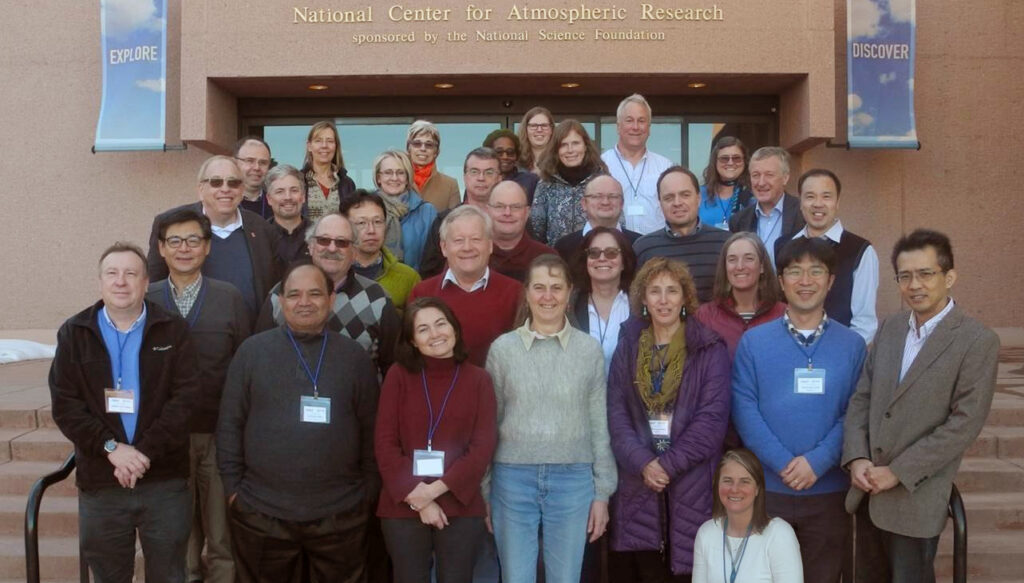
[169,275,203,317]
[783,310,829,346]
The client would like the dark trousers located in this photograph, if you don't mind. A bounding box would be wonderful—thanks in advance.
[606,551,692,583]
[766,491,849,583]
[78,478,192,583]
[380,516,485,583]
[229,497,369,583]
[854,499,939,583]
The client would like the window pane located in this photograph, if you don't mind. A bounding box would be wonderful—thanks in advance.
[599,120,682,166]
[687,122,775,185]
[432,122,502,193]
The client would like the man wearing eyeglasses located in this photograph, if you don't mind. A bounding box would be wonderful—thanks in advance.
[842,229,998,583]
[485,181,554,282]
[340,191,421,314]
[733,237,867,583]
[265,163,313,265]
[254,213,400,380]
[553,175,641,263]
[146,155,283,319]
[235,137,274,220]
[147,208,251,583]
[633,166,731,302]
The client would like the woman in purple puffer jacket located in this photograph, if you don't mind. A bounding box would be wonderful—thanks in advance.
[606,257,731,581]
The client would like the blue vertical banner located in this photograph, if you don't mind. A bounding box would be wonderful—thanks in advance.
[847,0,918,148]
[94,0,167,151]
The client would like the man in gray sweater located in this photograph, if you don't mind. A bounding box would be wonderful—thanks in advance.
[217,262,379,583]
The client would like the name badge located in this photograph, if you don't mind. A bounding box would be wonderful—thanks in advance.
[794,368,826,395]
[648,410,672,438]
[300,395,331,424]
[413,449,445,477]
[717,220,729,230]
[104,389,135,414]
[626,204,646,216]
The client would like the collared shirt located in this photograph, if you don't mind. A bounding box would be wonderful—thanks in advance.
[601,145,673,235]
[581,221,623,236]
[756,195,786,266]
[168,274,203,317]
[783,310,829,346]
[664,218,706,239]
[208,209,244,239]
[587,291,630,373]
[97,304,148,443]
[900,298,956,381]
[515,317,573,351]
[442,267,490,292]
[353,253,384,282]
[793,220,879,343]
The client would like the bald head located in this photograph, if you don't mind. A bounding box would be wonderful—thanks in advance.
[581,175,624,228]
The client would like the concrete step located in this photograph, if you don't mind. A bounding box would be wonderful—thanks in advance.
[0,429,34,465]
[37,407,57,429]
[0,535,78,580]
[952,457,1024,493]
[0,461,77,497]
[966,426,1024,459]
[986,392,1024,426]
[935,530,1024,579]
[0,408,38,430]
[10,429,72,463]
[958,491,1024,531]
[0,494,78,537]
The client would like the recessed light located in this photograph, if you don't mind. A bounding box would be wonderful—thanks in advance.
[434,83,455,89]
[561,82,581,89]
[308,84,328,91]
[688,82,707,89]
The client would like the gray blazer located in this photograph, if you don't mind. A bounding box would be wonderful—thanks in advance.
[841,305,999,538]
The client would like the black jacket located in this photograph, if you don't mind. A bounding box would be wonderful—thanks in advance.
[728,193,806,258]
[48,300,200,491]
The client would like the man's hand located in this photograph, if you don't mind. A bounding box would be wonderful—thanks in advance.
[113,466,138,489]
[587,501,609,543]
[484,501,493,534]
[848,458,875,493]
[642,459,670,493]
[418,502,449,530]
[866,465,899,492]
[780,456,818,491]
[107,443,150,476]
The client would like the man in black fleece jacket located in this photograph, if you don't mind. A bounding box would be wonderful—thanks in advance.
[218,262,379,583]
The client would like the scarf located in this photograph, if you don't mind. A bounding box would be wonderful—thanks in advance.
[413,162,435,192]
[634,323,687,414]
[377,192,408,261]
[558,163,592,186]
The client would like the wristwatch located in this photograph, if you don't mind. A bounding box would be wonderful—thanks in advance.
[103,439,117,454]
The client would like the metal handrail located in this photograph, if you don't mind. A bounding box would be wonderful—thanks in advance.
[948,483,967,583]
[24,452,88,583]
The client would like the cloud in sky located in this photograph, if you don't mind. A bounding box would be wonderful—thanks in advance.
[850,112,875,128]
[135,78,165,92]
[848,94,863,110]
[888,0,913,23]
[879,72,897,85]
[105,0,162,37]
[850,0,882,39]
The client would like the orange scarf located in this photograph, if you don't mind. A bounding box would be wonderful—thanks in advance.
[413,162,434,191]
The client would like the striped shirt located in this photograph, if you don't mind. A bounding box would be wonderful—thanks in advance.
[633,222,731,303]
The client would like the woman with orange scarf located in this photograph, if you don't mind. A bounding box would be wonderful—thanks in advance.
[406,120,461,210]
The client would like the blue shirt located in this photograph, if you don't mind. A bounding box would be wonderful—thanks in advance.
[98,305,147,443]
[755,195,786,266]
[697,184,750,229]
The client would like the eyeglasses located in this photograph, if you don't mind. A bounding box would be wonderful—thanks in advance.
[378,169,407,178]
[488,202,528,213]
[409,140,438,150]
[782,266,829,280]
[201,177,243,188]
[583,194,622,202]
[352,218,386,230]
[467,169,499,178]
[236,157,270,169]
[895,269,944,286]
[494,148,517,157]
[162,235,206,249]
[527,123,552,131]
[717,155,744,164]
[313,236,352,249]
[586,247,621,260]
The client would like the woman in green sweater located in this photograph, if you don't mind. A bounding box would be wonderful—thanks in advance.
[484,254,617,583]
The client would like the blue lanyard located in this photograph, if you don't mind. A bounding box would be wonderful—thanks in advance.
[782,318,826,369]
[615,150,647,200]
[716,187,740,222]
[722,518,754,583]
[113,326,139,390]
[286,328,329,397]
[164,279,207,329]
[421,365,460,451]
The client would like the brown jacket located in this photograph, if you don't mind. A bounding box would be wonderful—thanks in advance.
[417,170,460,210]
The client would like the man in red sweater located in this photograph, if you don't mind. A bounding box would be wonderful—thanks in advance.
[486,181,555,282]
[409,205,520,367]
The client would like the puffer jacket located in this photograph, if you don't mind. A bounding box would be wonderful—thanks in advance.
[606,316,730,575]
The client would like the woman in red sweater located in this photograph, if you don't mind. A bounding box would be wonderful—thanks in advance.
[375,297,498,583]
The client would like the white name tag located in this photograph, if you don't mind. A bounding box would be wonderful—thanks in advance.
[626,204,646,216]
[300,395,331,424]
[794,368,826,394]
[413,449,445,477]
[649,419,670,438]
[104,389,135,414]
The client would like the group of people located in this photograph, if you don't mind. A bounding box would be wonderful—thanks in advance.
[48,93,999,583]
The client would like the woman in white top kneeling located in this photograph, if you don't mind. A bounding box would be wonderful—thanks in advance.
[692,449,803,583]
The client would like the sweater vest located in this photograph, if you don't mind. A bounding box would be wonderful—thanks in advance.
[823,230,870,327]
[205,229,257,314]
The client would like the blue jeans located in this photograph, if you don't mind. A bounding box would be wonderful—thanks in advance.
[490,463,594,583]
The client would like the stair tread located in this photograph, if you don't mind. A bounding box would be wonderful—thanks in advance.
[10,428,69,443]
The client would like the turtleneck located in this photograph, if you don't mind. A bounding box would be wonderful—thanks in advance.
[558,163,591,186]
[422,354,458,374]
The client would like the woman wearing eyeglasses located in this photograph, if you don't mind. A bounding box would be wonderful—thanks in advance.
[373,150,439,272]
[302,120,357,220]
[530,120,609,246]
[517,106,554,175]
[697,137,753,230]
[407,120,461,211]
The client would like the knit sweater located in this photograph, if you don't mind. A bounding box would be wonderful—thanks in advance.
[633,224,732,304]
[489,235,556,282]
[484,322,617,501]
[731,318,866,495]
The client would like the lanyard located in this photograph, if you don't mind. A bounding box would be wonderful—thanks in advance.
[651,344,669,395]
[164,279,207,329]
[782,318,826,369]
[716,186,740,222]
[758,210,782,242]
[286,328,329,397]
[614,150,647,200]
[722,519,754,583]
[113,326,139,390]
[589,297,609,347]
[421,365,461,451]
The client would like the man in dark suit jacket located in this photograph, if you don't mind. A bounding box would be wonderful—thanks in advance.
[842,229,999,582]
[728,146,805,267]
[554,175,641,263]
[146,156,282,318]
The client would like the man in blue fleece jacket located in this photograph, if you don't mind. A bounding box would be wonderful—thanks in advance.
[732,237,866,583]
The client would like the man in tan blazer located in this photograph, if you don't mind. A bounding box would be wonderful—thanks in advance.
[842,229,999,583]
